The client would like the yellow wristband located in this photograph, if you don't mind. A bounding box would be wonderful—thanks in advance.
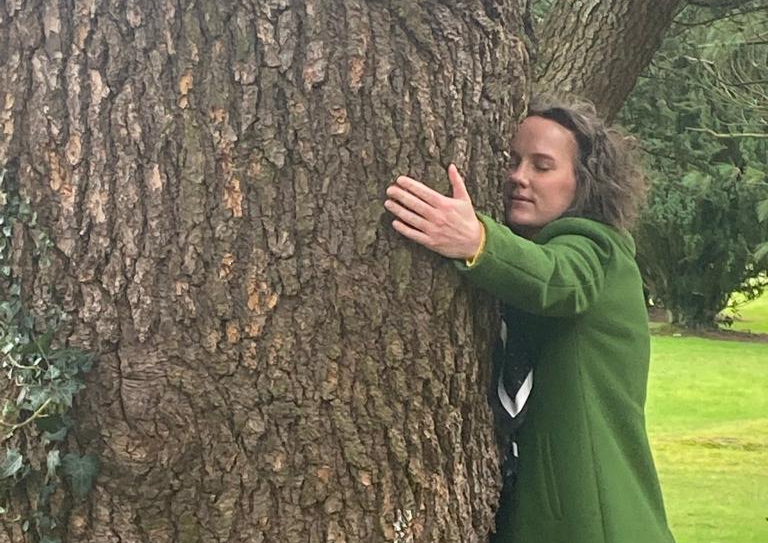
[465,222,487,267]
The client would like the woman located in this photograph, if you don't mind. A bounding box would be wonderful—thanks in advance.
[384,97,676,543]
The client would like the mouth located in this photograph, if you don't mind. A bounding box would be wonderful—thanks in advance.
[510,195,534,203]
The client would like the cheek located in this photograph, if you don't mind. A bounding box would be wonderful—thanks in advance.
[565,179,578,204]
[558,175,578,209]
[539,175,577,213]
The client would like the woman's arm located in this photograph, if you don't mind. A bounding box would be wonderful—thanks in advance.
[384,167,616,317]
[455,215,615,317]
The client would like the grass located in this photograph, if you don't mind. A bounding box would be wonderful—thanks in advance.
[647,335,768,543]
[724,292,768,334]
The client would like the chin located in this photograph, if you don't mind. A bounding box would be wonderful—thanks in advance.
[505,210,529,228]
[505,214,541,238]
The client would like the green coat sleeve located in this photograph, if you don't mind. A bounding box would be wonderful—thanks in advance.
[455,214,620,317]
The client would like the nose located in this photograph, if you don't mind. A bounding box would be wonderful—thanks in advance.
[507,164,529,188]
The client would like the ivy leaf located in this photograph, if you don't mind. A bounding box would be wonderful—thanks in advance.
[50,380,83,408]
[1,340,14,355]
[15,387,26,406]
[50,348,93,375]
[45,364,62,380]
[38,413,73,443]
[61,453,99,498]
[42,426,69,443]
[15,339,38,356]
[19,386,49,411]
[46,450,60,480]
[35,413,65,433]
[0,449,23,479]
[34,329,55,356]
[0,299,20,321]
[1,400,17,421]
[38,481,57,508]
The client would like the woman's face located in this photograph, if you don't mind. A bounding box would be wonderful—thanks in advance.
[504,115,578,237]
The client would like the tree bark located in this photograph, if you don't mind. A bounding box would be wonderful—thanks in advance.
[0,0,700,541]
[0,1,528,542]
[536,0,685,120]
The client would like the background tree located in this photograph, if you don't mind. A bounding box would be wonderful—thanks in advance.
[1,1,681,542]
[621,0,768,328]
[534,0,683,120]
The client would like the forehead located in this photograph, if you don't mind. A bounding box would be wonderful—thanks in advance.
[512,116,578,159]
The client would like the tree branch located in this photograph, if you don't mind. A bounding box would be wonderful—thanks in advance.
[673,3,768,27]
[536,0,684,120]
[639,146,710,171]
[0,397,53,442]
[686,0,760,8]
[686,127,768,138]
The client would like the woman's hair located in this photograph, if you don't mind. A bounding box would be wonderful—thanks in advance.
[526,95,646,229]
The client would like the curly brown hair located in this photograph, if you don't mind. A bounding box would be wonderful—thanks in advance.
[526,96,646,229]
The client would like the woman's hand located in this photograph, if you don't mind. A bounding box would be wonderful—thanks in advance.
[384,164,483,259]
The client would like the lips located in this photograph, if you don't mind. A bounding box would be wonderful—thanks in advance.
[511,195,534,203]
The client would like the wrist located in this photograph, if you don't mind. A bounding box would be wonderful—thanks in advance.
[465,220,486,266]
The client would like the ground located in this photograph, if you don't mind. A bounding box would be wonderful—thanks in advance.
[646,293,768,543]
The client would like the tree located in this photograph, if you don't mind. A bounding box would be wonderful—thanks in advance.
[0,1,681,542]
[535,0,683,120]
[621,0,768,328]
[633,165,768,328]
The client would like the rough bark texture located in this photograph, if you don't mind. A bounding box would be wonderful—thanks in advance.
[0,1,529,542]
[536,0,685,120]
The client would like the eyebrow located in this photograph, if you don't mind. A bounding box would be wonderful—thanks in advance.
[530,153,556,162]
[508,151,557,162]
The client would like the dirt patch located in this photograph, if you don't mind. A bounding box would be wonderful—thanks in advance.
[680,436,766,451]
[647,305,768,343]
[651,323,768,343]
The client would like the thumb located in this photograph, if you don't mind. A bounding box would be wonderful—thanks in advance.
[448,164,471,202]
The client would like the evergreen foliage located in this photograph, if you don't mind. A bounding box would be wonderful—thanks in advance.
[621,3,768,328]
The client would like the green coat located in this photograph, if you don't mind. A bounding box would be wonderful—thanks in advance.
[457,215,676,543]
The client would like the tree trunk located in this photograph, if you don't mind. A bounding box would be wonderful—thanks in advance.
[536,0,685,120]
[0,1,529,542]
[1,0,696,541]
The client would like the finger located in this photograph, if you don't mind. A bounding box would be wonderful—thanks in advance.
[384,199,428,231]
[395,176,444,208]
[386,185,437,220]
[392,219,432,247]
[448,164,471,202]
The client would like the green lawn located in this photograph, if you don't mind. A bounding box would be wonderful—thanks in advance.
[647,336,768,543]
[724,292,768,334]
